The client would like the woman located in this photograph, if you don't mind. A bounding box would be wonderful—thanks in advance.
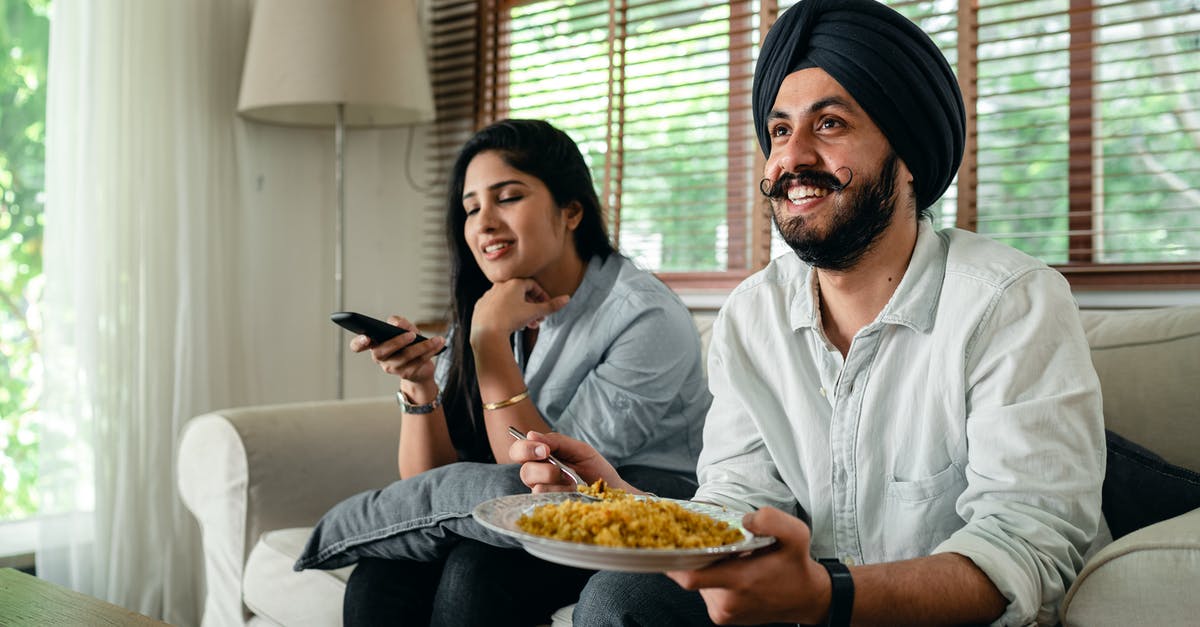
[297,119,712,626]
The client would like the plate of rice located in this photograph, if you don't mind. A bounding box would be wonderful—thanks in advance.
[472,484,775,572]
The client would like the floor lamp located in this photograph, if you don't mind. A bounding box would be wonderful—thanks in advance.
[236,0,435,399]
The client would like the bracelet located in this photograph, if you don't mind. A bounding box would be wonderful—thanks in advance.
[396,390,440,415]
[818,558,854,627]
[482,388,530,411]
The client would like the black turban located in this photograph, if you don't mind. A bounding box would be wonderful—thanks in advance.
[753,0,965,210]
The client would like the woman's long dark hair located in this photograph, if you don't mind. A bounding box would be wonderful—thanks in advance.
[440,119,614,461]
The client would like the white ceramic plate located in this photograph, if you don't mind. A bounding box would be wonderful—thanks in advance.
[472,492,775,572]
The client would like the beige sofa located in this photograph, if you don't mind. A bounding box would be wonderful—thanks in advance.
[178,306,1200,627]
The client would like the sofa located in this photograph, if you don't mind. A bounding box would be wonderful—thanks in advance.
[178,305,1200,627]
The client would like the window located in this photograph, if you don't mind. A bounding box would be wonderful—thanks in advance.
[492,0,766,287]
[0,0,50,524]
[965,0,1200,287]
[427,0,1200,293]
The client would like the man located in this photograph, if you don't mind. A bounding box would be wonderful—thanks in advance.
[510,0,1106,624]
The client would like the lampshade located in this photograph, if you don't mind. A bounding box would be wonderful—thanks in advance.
[237,0,435,128]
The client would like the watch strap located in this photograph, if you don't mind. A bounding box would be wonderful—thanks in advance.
[818,558,854,627]
[396,390,439,414]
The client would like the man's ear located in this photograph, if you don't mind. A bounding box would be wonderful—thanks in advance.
[896,157,915,186]
[563,201,584,230]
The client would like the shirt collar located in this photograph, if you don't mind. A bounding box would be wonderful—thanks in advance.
[789,219,946,334]
[878,219,945,334]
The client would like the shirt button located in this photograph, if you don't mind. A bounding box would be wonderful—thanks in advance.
[843,556,856,566]
[819,387,827,397]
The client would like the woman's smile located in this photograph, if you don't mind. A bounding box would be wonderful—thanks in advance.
[481,239,514,260]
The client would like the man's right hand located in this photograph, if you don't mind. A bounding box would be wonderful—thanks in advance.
[508,430,637,494]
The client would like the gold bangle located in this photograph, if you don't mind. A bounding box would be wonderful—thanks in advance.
[482,389,530,411]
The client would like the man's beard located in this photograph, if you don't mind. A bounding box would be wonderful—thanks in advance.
[768,152,899,271]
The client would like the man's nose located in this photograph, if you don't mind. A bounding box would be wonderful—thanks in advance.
[771,132,820,175]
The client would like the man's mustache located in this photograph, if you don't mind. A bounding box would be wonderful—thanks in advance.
[759,167,854,199]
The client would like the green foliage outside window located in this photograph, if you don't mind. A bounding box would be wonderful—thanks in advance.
[0,0,50,521]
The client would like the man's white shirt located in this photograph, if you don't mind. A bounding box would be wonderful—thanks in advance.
[694,220,1105,626]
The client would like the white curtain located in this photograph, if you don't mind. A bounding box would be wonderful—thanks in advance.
[39,1,251,624]
[36,0,436,622]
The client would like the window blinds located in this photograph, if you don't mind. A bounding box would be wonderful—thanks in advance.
[971,0,1200,273]
[431,0,1200,294]
[497,0,767,282]
[419,0,479,317]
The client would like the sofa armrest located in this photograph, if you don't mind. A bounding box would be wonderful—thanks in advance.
[177,396,399,626]
[1060,507,1200,626]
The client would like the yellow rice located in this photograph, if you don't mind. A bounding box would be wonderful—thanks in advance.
[516,480,744,549]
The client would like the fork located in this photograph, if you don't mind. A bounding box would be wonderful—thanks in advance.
[507,426,601,501]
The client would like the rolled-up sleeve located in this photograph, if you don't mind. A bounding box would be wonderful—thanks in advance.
[933,268,1105,626]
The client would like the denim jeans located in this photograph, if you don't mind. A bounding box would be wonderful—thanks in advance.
[296,462,530,569]
[344,541,595,627]
[572,571,799,627]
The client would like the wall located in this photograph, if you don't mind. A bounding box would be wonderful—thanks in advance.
[235,121,438,402]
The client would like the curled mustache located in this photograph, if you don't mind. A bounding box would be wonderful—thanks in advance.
[759,167,854,199]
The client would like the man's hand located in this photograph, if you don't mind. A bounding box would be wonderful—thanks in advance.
[471,278,570,344]
[507,430,636,493]
[667,507,832,625]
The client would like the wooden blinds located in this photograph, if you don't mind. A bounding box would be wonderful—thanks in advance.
[969,0,1200,285]
[420,0,480,317]
[489,0,767,286]
[437,0,1200,291]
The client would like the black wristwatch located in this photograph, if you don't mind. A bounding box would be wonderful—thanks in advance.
[818,558,854,627]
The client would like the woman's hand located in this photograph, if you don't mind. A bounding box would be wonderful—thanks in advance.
[508,430,636,494]
[350,315,446,390]
[470,278,569,345]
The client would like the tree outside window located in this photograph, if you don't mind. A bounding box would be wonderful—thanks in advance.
[1,0,50,522]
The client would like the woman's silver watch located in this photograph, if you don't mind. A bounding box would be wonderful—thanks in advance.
[396,390,439,414]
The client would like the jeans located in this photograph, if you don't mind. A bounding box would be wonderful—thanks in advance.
[572,571,798,627]
[296,462,530,570]
[344,541,595,627]
[316,461,698,625]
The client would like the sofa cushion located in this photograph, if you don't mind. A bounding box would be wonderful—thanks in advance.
[1080,306,1200,472]
[243,528,354,627]
[1103,430,1200,539]
[1060,508,1200,626]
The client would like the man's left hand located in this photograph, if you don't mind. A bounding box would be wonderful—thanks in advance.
[666,507,832,625]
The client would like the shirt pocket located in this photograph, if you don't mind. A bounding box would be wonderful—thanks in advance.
[881,462,966,562]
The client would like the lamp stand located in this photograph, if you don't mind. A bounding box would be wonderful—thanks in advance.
[334,103,346,399]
